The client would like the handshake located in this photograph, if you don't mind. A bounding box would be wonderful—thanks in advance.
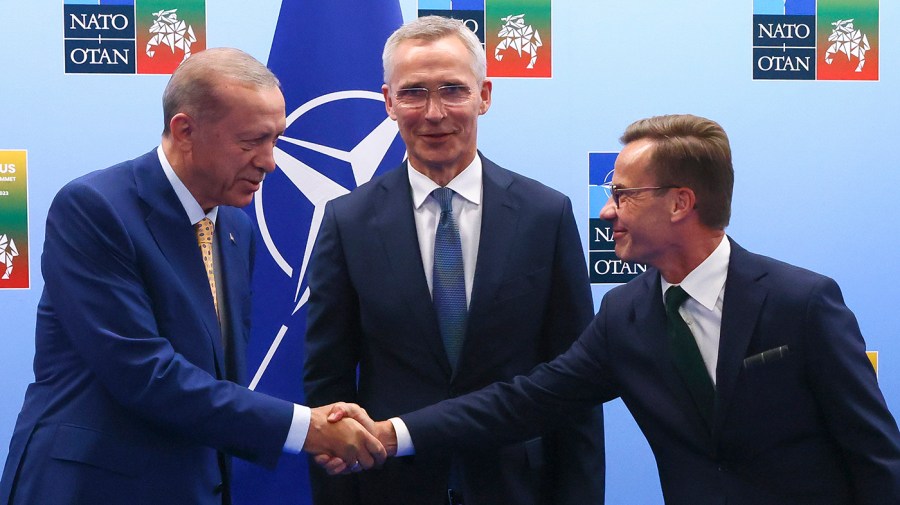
[302,403,398,475]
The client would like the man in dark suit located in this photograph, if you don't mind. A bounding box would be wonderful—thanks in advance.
[303,16,605,505]
[0,47,384,505]
[326,114,900,504]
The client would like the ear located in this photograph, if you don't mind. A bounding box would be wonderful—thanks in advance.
[168,112,195,150]
[478,79,492,115]
[382,84,398,120]
[670,187,697,223]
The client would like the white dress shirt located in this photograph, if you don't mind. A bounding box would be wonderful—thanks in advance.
[408,156,483,305]
[157,146,309,454]
[660,236,731,384]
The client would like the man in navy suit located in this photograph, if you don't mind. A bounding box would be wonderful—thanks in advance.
[326,114,900,504]
[303,16,604,505]
[0,48,384,505]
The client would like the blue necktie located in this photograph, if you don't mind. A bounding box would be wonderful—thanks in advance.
[432,187,467,371]
[665,285,715,427]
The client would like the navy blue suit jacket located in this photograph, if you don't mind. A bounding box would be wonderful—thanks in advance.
[0,150,294,505]
[304,155,605,505]
[403,239,900,505]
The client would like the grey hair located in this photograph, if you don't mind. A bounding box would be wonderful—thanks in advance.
[382,15,486,85]
[162,47,281,134]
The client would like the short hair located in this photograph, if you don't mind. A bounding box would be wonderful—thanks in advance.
[621,114,734,229]
[161,47,281,135]
[382,15,486,85]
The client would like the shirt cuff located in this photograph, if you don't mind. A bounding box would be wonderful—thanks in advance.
[390,417,415,457]
[283,404,310,454]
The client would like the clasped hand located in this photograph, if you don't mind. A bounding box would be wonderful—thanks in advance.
[306,403,397,475]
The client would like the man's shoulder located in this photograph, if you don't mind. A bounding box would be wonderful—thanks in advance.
[332,163,406,206]
[730,241,840,302]
[54,149,158,208]
[483,156,568,202]
[63,149,156,192]
[733,242,831,284]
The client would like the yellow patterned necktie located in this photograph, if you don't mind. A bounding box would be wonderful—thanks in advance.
[194,217,218,315]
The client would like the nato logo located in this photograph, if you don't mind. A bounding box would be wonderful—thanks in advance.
[64,1,136,73]
[245,91,406,389]
[588,152,647,284]
[753,0,879,80]
[753,0,815,79]
[63,1,205,75]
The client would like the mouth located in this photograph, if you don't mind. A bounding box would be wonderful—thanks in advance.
[246,172,266,185]
[242,179,263,192]
[419,131,453,140]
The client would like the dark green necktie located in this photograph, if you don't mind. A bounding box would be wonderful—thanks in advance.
[665,285,715,427]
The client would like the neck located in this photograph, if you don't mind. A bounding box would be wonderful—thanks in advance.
[160,136,214,213]
[657,232,726,284]
[411,152,477,187]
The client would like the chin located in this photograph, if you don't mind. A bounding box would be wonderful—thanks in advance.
[614,247,636,264]
[226,195,254,208]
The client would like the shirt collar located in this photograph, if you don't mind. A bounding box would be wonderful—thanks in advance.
[661,236,730,311]
[408,155,483,210]
[157,145,218,225]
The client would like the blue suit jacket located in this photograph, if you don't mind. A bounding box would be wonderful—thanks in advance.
[304,155,605,505]
[403,239,900,505]
[0,150,294,505]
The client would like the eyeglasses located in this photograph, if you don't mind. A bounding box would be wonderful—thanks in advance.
[600,183,679,208]
[393,85,474,109]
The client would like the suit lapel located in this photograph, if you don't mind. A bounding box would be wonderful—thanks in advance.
[633,271,720,438]
[373,165,451,374]
[135,153,227,379]
[467,156,518,322]
[714,240,768,431]
[632,273,697,405]
[217,209,249,384]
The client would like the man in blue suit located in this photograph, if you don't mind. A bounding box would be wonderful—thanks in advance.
[0,48,384,505]
[303,16,604,505]
[326,114,900,504]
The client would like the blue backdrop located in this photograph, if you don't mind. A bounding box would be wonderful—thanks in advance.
[1,1,897,503]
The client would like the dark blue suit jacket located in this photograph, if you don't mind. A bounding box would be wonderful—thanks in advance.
[304,155,605,505]
[0,150,294,505]
[402,239,900,505]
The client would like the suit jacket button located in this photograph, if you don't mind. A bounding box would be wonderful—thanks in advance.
[214,482,224,494]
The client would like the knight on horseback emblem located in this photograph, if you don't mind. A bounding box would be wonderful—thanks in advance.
[494,14,543,70]
[146,8,197,62]
[824,19,870,73]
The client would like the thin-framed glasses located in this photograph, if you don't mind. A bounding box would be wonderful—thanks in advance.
[600,183,679,208]
[393,84,474,109]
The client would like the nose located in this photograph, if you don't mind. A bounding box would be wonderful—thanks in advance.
[256,144,278,173]
[599,196,617,220]
[423,95,446,121]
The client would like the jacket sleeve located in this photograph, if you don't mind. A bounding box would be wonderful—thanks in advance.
[303,200,363,504]
[536,196,606,505]
[804,276,900,503]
